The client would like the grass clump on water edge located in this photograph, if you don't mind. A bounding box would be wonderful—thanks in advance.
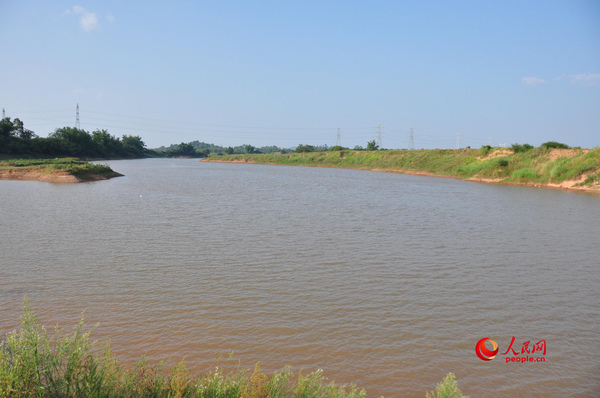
[1,300,468,397]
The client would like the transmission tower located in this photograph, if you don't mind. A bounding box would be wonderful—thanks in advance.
[75,104,80,129]
[456,133,461,149]
[376,123,382,148]
[2,108,5,119]
[336,128,341,147]
[409,128,415,150]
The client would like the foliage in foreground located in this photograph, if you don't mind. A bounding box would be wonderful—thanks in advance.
[425,373,468,398]
[0,300,367,397]
[0,301,465,397]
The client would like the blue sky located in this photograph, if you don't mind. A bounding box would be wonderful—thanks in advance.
[1,0,599,149]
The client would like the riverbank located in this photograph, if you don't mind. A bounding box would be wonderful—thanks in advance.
[203,147,600,192]
[0,158,123,183]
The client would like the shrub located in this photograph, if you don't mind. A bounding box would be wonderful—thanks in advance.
[583,171,600,186]
[426,373,469,398]
[497,159,509,167]
[541,141,569,149]
[295,144,315,153]
[480,145,492,156]
[511,143,534,153]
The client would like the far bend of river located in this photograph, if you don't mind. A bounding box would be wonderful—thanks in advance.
[1,158,600,397]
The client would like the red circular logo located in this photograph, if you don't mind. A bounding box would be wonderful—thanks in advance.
[475,338,499,361]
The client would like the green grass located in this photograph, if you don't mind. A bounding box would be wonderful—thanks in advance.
[1,300,465,397]
[208,147,600,188]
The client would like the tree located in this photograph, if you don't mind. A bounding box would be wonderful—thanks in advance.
[0,118,15,151]
[122,135,146,157]
[366,140,379,151]
[93,129,122,157]
[244,144,256,154]
[224,146,234,155]
[168,142,197,157]
[295,144,315,153]
[11,118,35,140]
[49,127,96,157]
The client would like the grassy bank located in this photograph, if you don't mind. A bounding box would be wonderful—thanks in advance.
[0,158,122,182]
[0,301,467,397]
[206,147,600,191]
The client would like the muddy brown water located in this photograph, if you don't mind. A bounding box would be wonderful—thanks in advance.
[1,158,599,397]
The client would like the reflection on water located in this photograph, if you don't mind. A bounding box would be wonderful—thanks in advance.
[1,158,599,397]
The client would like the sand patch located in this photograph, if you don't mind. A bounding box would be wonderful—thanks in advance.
[548,148,590,161]
[476,149,513,160]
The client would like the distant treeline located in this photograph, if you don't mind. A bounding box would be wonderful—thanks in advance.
[0,117,147,158]
[155,141,296,156]
[155,141,348,156]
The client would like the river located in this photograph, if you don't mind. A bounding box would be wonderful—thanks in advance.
[1,158,599,397]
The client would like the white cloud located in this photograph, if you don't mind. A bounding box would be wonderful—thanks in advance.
[64,5,98,31]
[569,73,600,86]
[521,77,546,86]
[106,13,115,23]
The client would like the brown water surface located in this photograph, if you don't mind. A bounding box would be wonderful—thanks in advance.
[1,158,599,397]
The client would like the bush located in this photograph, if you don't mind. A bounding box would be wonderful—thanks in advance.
[480,145,492,156]
[426,373,469,398]
[497,159,509,167]
[330,145,347,151]
[541,141,569,149]
[295,144,315,153]
[511,143,534,153]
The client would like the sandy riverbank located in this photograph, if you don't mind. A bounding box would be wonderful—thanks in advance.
[0,168,123,183]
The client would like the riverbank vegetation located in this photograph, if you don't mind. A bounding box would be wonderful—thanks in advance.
[0,158,121,182]
[0,301,468,397]
[206,145,600,190]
